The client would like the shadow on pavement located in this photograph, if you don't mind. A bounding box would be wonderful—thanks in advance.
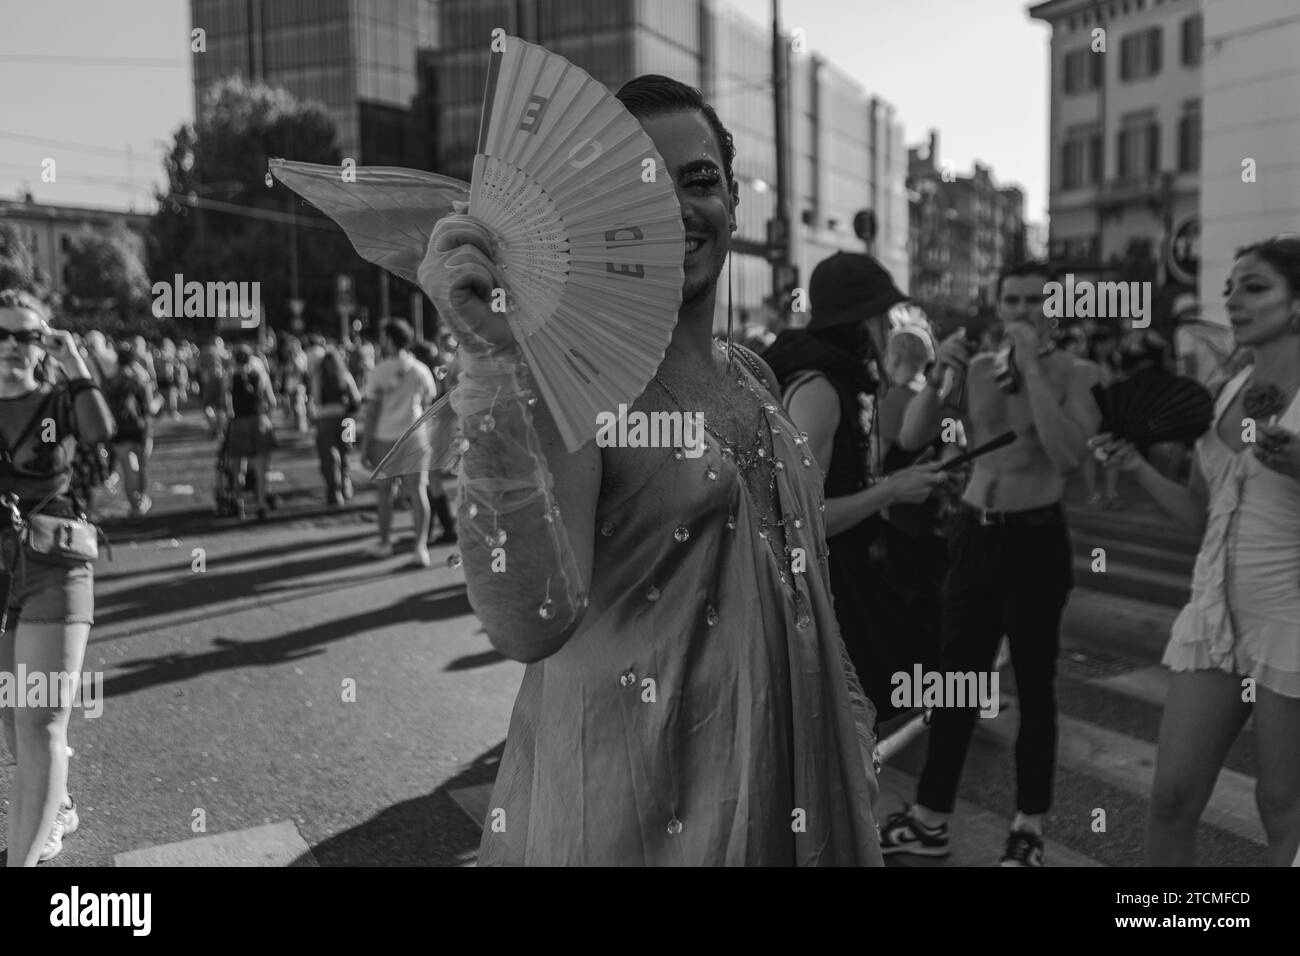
[302,741,503,867]
[93,528,379,583]
[98,584,474,698]
[94,544,425,624]
[444,649,506,671]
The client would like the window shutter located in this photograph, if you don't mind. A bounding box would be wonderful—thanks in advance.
[1149,28,1162,75]
[1090,133,1103,184]
[1091,52,1102,89]
[1117,128,1128,179]
[1120,36,1132,80]
[1147,122,1161,174]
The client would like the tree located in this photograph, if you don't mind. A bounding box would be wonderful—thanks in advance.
[0,220,50,298]
[147,78,376,338]
[63,222,151,321]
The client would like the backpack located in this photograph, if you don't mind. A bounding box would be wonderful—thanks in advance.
[107,374,146,442]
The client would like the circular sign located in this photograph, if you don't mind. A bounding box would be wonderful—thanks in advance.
[1168,214,1200,284]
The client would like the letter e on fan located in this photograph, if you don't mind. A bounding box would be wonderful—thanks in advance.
[605,226,646,278]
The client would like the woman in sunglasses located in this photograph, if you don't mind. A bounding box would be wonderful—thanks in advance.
[0,289,113,865]
[1092,235,1300,866]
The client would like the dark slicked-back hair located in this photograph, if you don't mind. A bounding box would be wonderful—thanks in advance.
[1235,234,1300,298]
[616,74,736,191]
[996,260,1057,300]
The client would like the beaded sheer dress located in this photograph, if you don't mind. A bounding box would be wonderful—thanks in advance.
[477,343,883,865]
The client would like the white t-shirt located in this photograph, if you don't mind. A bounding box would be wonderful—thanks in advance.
[367,352,437,441]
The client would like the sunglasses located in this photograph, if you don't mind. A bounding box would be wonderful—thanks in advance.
[0,328,46,345]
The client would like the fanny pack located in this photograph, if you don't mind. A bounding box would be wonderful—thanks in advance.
[3,490,110,570]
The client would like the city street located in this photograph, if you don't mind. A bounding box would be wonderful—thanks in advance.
[0,411,1269,866]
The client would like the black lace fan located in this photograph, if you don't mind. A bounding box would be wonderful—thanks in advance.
[1092,369,1214,444]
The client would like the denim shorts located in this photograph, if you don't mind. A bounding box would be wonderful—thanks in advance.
[1,541,95,629]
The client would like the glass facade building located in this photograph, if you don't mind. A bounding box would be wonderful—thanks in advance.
[190,0,439,166]
[191,0,911,327]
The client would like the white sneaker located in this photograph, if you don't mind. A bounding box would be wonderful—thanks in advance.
[365,541,394,558]
[38,795,79,863]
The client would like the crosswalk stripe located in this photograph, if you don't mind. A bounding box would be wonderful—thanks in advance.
[113,820,318,866]
[977,698,1266,847]
[1087,665,1169,707]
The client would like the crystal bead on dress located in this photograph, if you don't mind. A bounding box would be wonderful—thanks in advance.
[538,599,556,620]
[666,818,683,836]
[757,447,767,459]
[600,521,615,537]
[264,172,273,188]
[726,514,736,530]
[802,456,813,467]
[673,448,685,461]
[446,553,462,569]
[478,415,496,433]
[705,466,718,481]
[619,670,636,688]
[645,585,661,602]
[774,459,784,471]
[705,605,719,627]
[434,366,449,380]
[467,503,478,519]
[454,437,471,454]
[673,526,690,543]
[484,528,507,546]
[793,517,804,529]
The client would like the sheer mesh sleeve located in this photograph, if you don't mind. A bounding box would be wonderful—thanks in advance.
[449,348,587,647]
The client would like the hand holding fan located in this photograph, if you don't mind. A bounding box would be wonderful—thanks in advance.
[271,35,686,474]
[1091,369,1214,445]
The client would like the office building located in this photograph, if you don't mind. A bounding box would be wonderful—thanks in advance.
[907,131,1026,315]
[190,0,439,166]
[1029,0,1203,288]
[0,195,150,295]
[1197,0,1300,324]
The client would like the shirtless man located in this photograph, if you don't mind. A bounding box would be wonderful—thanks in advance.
[879,260,1102,866]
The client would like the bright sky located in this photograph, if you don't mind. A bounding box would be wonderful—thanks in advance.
[727,0,1050,221]
[0,0,1049,221]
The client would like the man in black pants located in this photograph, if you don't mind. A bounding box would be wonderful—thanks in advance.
[880,261,1102,866]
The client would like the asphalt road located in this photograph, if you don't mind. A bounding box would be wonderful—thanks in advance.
[0,409,1270,867]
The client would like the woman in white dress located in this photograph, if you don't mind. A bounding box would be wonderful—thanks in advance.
[1093,235,1300,866]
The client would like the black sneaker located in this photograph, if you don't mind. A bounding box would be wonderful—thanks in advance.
[999,828,1044,867]
[879,805,950,857]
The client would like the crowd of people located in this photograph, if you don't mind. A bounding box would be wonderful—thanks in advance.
[0,300,461,865]
[4,71,1298,869]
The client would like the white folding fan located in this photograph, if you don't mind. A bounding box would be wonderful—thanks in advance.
[270,34,684,475]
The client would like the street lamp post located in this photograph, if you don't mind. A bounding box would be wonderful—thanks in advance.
[770,0,793,302]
